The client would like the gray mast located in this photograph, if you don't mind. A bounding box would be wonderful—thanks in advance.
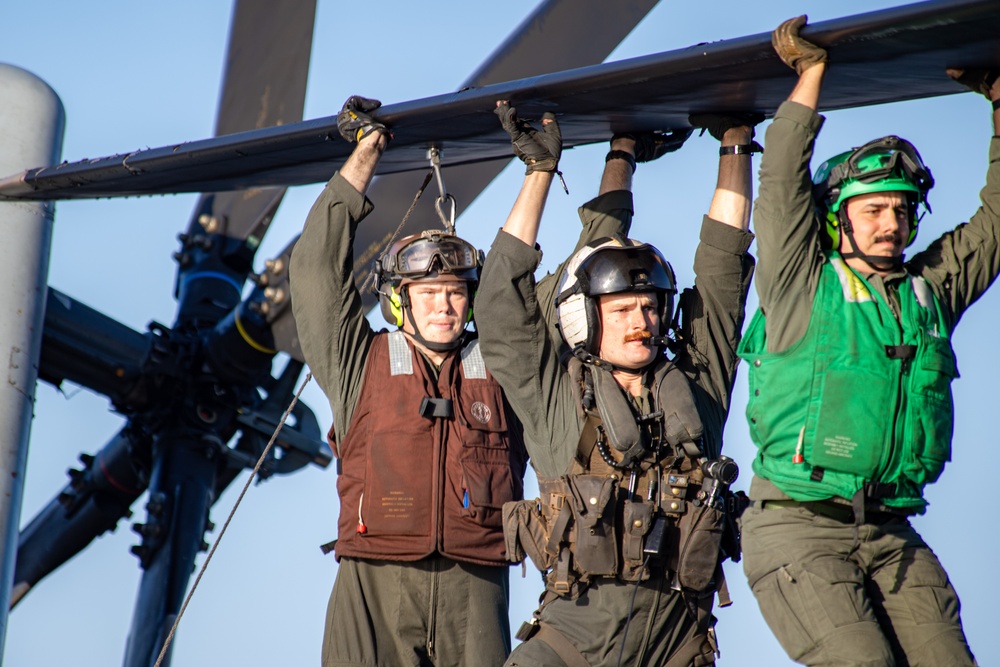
[0,63,64,658]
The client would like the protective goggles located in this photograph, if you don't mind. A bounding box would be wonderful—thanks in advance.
[830,136,934,194]
[384,232,481,278]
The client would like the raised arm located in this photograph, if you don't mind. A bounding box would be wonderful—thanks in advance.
[673,115,759,447]
[909,69,1000,323]
[752,16,829,353]
[289,97,389,442]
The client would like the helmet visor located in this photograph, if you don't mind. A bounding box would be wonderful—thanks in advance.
[578,245,676,296]
[394,234,479,277]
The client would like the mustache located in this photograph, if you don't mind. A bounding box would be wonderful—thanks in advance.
[623,331,652,344]
[873,231,902,245]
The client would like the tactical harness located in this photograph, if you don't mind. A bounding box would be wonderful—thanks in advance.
[506,355,741,589]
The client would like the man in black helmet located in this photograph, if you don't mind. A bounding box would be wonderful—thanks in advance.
[477,99,758,667]
[289,96,529,667]
[736,15,1000,667]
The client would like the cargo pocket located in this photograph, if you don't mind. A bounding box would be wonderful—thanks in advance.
[749,557,870,662]
[749,564,816,661]
[457,384,508,449]
[364,429,433,536]
[676,502,724,592]
[462,455,515,511]
[502,499,554,570]
[565,475,618,577]
[909,335,958,481]
[807,368,888,477]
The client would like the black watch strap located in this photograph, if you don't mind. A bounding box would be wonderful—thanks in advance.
[719,142,763,156]
[605,150,637,173]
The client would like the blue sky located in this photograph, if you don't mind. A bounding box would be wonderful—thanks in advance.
[3,1,998,665]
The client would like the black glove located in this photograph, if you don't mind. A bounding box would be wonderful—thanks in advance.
[337,95,389,143]
[948,68,1000,100]
[772,15,828,75]
[688,112,764,142]
[495,101,562,173]
[613,129,693,163]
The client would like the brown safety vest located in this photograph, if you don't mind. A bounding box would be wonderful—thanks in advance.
[334,331,527,566]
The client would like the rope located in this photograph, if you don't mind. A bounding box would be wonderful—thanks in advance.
[359,170,434,295]
[152,372,313,667]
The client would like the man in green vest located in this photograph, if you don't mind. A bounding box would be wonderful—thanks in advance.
[738,16,1000,667]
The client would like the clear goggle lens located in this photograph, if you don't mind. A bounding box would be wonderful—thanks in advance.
[395,236,478,277]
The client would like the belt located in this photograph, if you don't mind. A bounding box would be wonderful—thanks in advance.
[759,499,912,525]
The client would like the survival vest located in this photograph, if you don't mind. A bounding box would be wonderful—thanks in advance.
[506,355,734,598]
[737,253,958,510]
[334,331,527,566]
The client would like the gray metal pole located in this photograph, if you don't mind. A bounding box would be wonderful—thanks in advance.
[0,63,64,660]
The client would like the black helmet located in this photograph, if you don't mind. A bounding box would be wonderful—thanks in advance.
[555,236,676,354]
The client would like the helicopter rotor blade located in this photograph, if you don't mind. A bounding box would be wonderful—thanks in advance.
[319,0,666,312]
[39,288,151,409]
[172,0,316,336]
[12,428,148,609]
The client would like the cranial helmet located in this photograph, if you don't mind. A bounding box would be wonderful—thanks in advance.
[555,235,677,355]
[375,230,484,327]
[812,135,934,249]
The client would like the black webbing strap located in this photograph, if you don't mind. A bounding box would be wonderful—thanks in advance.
[535,623,593,667]
[575,413,601,470]
[849,481,898,554]
[418,397,454,419]
[885,344,917,360]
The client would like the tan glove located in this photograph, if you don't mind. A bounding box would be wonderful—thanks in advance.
[946,68,1000,100]
[772,15,827,75]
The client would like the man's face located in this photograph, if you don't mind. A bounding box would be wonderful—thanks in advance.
[597,292,659,370]
[841,191,910,268]
[402,280,470,344]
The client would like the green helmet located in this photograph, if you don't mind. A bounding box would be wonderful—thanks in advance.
[812,135,934,248]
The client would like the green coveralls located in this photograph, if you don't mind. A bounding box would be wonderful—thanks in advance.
[740,100,1000,667]
[290,173,510,667]
[477,191,755,667]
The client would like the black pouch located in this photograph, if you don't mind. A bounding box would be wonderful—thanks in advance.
[502,499,554,570]
[565,475,618,577]
[675,501,725,592]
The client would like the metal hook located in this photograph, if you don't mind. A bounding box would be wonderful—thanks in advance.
[427,147,457,233]
[435,194,457,234]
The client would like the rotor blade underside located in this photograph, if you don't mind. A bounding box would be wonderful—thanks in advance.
[1,0,997,201]
[350,0,661,311]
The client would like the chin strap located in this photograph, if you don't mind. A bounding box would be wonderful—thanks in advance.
[837,209,904,274]
[399,287,467,353]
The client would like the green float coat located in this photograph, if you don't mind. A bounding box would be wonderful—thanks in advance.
[738,252,958,510]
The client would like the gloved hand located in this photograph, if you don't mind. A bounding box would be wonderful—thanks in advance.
[772,15,827,75]
[613,129,693,163]
[688,112,765,142]
[337,95,389,143]
[947,68,1000,100]
[495,101,562,173]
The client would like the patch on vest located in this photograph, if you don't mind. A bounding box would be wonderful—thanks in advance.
[471,401,492,424]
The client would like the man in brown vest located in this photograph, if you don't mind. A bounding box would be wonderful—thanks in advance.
[290,96,529,667]
[477,100,758,666]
